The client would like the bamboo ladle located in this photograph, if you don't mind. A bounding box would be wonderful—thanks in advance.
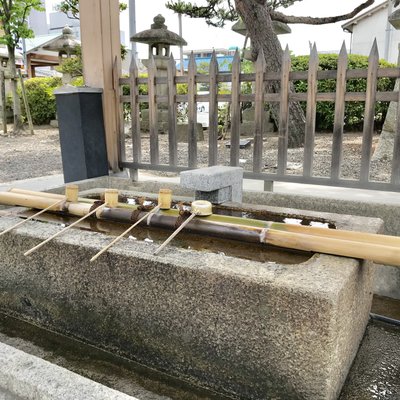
[0,185,79,237]
[90,188,172,262]
[24,189,118,257]
[154,200,212,255]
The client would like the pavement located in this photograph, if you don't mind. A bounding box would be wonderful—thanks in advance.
[1,171,400,205]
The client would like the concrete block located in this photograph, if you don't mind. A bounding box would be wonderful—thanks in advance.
[176,123,204,142]
[0,201,381,400]
[181,166,243,204]
[180,166,243,192]
[0,342,137,400]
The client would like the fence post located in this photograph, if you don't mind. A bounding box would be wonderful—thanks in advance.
[208,51,219,166]
[303,44,318,177]
[129,56,141,181]
[167,54,177,166]
[253,49,266,174]
[148,54,159,165]
[187,52,197,168]
[331,42,348,181]
[230,50,241,167]
[277,46,291,175]
[360,39,379,183]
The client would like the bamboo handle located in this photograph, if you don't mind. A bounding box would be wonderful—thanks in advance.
[264,229,400,267]
[24,204,107,256]
[269,222,400,247]
[154,212,197,255]
[0,199,65,237]
[90,205,161,262]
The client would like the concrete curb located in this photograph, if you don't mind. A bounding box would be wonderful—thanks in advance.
[0,342,137,400]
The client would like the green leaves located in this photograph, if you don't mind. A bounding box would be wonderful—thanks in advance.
[291,53,396,131]
[165,0,303,27]
[57,0,127,19]
[20,77,62,125]
[166,0,238,27]
[0,0,44,47]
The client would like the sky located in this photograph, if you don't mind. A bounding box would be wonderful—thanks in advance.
[45,0,386,58]
[120,0,385,58]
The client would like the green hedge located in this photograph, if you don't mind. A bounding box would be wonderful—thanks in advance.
[21,77,62,125]
[291,54,395,131]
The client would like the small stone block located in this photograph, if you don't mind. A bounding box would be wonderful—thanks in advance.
[180,166,243,192]
[225,139,252,149]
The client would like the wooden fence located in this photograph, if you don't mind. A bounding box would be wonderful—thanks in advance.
[119,40,400,192]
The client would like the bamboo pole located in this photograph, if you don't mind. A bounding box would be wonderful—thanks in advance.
[24,204,107,256]
[9,188,66,199]
[0,192,66,210]
[0,199,65,236]
[267,221,400,248]
[90,204,161,262]
[263,229,400,267]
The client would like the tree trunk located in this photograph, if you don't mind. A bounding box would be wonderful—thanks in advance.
[7,46,24,135]
[235,0,305,147]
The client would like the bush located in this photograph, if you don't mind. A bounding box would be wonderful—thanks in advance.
[291,54,395,131]
[21,77,62,125]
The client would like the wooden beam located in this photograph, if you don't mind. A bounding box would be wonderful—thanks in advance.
[79,0,121,172]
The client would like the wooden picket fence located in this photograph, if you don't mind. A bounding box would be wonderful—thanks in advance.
[118,40,400,191]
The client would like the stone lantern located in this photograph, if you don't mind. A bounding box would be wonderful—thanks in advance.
[372,6,400,162]
[131,15,187,133]
[43,25,80,83]
[389,8,400,29]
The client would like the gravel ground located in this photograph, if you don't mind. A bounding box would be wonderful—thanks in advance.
[125,129,392,183]
[0,125,63,183]
[0,125,392,184]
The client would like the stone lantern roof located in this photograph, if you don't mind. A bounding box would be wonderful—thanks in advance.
[389,9,400,30]
[131,14,187,46]
[232,19,291,36]
[43,25,80,55]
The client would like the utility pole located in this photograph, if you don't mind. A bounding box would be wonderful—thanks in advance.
[129,0,137,59]
[384,1,394,61]
[178,13,184,75]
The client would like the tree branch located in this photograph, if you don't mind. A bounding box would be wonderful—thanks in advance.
[270,0,375,24]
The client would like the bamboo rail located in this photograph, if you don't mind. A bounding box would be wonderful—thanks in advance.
[1,189,400,267]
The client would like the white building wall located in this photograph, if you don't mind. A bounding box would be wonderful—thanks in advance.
[350,7,400,64]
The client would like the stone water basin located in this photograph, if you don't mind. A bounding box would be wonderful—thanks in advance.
[0,183,383,399]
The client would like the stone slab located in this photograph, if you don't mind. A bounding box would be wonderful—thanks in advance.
[0,199,382,399]
[176,123,204,143]
[0,342,137,400]
[180,166,243,192]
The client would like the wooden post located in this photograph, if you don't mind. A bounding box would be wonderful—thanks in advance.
[230,50,241,167]
[277,46,291,176]
[360,39,379,183]
[331,42,348,181]
[187,52,197,168]
[0,70,6,134]
[208,51,218,166]
[79,0,121,172]
[303,44,318,178]
[18,69,34,135]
